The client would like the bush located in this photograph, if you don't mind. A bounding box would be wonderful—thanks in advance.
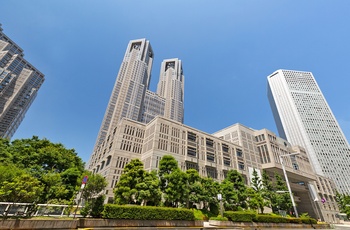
[102,204,195,220]
[193,209,207,220]
[80,195,105,218]
[224,211,256,222]
[254,214,288,223]
[287,217,302,224]
[210,215,228,221]
[300,217,317,224]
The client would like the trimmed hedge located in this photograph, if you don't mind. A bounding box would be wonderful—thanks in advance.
[224,211,256,222]
[301,217,317,224]
[255,214,288,223]
[209,215,228,221]
[223,211,317,224]
[287,217,302,224]
[102,204,195,220]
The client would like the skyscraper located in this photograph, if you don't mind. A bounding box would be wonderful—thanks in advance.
[267,69,350,194]
[89,39,184,167]
[92,39,154,151]
[156,58,184,123]
[0,24,45,139]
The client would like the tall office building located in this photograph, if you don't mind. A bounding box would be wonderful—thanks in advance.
[89,39,184,166]
[267,69,350,194]
[156,58,184,123]
[92,39,154,151]
[0,24,44,139]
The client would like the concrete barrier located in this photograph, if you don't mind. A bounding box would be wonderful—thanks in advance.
[0,219,203,229]
[0,218,331,229]
[0,219,78,229]
[209,220,331,229]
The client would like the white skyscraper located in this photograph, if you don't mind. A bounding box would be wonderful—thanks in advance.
[157,58,184,123]
[92,39,154,150]
[267,69,350,194]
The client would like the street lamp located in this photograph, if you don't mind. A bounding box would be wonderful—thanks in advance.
[279,152,299,218]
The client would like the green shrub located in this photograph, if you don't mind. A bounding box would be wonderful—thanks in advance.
[209,203,219,216]
[102,204,195,220]
[287,217,302,224]
[193,209,208,220]
[224,211,256,222]
[300,217,317,224]
[80,195,105,218]
[210,215,228,221]
[254,214,288,223]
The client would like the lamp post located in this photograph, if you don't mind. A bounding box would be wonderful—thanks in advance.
[279,152,299,218]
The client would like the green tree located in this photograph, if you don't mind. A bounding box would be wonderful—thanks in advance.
[336,192,350,218]
[136,170,162,206]
[221,170,247,211]
[158,155,179,191]
[158,155,189,207]
[261,170,274,210]
[0,138,11,165]
[201,177,220,214]
[186,169,204,208]
[80,172,107,217]
[0,136,85,203]
[41,172,69,203]
[247,168,266,213]
[81,172,108,201]
[274,173,292,213]
[163,168,189,207]
[0,173,43,203]
[114,159,148,205]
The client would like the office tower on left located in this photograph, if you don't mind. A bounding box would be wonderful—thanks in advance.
[0,25,45,139]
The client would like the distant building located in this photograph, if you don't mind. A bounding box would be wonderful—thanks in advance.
[267,69,350,194]
[0,24,44,139]
[88,39,184,167]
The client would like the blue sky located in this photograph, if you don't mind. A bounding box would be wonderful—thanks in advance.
[1,1,350,163]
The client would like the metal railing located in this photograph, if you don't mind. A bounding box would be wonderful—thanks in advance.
[0,202,83,218]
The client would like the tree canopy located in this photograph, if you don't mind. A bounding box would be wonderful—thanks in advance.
[0,136,85,203]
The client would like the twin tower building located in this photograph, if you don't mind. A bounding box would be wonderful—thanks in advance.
[87,38,350,222]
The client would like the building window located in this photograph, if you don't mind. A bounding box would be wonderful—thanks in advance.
[222,144,229,153]
[100,161,105,170]
[188,132,196,142]
[206,166,217,179]
[236,149,243,157]
[106,155,112,166]
[292,163,299,170]
[207,153,215,162]
[187,146,197,157]
[186,161,199,171]
[206,138,214,147]
[223,157,231,166]
[238,161,245,170]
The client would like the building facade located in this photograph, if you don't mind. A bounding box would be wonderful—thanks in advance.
[88,113,338,222]
[267,69,350,194]
[89,39,184,167]
[213,123,339,223]
[88,116,256,204]
[0,24,45,139]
